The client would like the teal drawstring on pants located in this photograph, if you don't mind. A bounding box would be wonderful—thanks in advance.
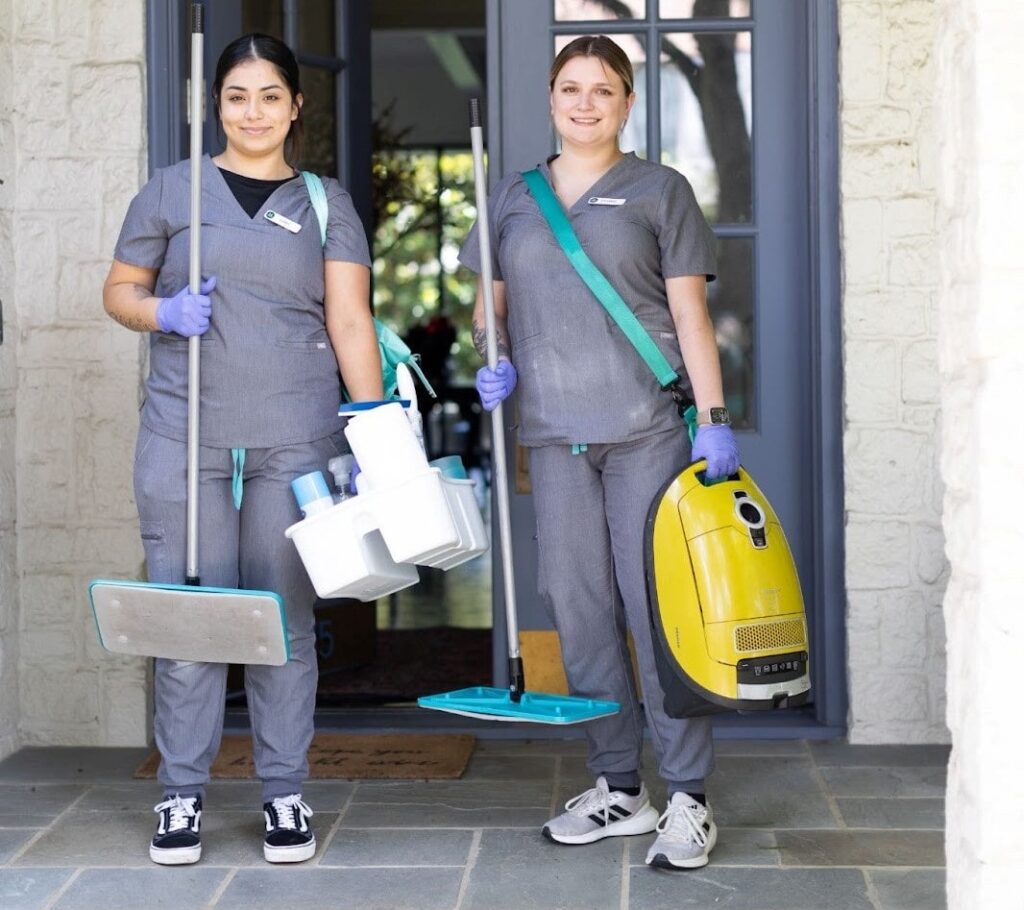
[231,448,245,510]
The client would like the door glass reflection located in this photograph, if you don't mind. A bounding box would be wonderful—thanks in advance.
[708,236,754,429]
[555,0,646,20]
[660,31,751,222]
[300,65,338,176]
[660,0,751,18]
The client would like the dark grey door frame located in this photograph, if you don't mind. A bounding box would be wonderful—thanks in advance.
[144,0,372,233]
[485,0,845,737]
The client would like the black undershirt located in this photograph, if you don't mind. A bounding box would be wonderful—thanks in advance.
[218,167,295,219]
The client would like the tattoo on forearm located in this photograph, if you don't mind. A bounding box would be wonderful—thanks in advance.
[472,319,510,360]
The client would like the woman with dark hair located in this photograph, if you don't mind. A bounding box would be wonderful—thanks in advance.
[103,34,381,865]
[460,35,738,870]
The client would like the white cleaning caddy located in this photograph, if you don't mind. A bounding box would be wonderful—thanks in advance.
[285,400,489,602]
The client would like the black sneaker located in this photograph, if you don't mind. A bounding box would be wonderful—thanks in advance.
[150,794,202,865]
[263,794,316,863]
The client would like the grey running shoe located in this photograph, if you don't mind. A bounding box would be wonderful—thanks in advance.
[645,793,717,870]
[542,776,659,845]
[150,794,202,865]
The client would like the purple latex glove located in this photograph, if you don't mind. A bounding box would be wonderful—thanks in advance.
[156,276,217,337]
[475,359,518,412]
[692,424,740,480]
[350,457,362,494]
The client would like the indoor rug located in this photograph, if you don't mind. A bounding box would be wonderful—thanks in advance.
[135,733,475,780]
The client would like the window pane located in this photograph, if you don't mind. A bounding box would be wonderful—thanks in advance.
[660,31,751,222]
[299,65,337,176]
[371,149,478,387]
[659,0,751,18]
[554,33,647,159]
[298,0,335,56]
[242,0,282,38]
[709,236,754,429]
[555,0,646,21]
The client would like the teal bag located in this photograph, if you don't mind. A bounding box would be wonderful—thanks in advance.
[301,171,435,401]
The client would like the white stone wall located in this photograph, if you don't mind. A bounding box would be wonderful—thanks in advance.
[0,3,21,761]
[937,2,1024,905]
[9,0,150,746]
[840,0,949,743]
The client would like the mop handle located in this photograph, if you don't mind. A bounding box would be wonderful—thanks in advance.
[185,2,204,585]
[469,100,523,677]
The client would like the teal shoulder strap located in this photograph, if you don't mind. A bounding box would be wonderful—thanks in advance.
[300,171,435,401]
[521,168,680,392]
[301,171,329,246]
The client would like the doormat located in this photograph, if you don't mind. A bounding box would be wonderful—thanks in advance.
[134,733,476,781]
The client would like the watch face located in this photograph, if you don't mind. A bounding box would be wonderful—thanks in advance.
[710,407,731,425]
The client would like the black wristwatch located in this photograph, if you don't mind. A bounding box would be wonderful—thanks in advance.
[696,406,731,427]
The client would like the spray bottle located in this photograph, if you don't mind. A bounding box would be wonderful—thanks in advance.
[396,362,426,455]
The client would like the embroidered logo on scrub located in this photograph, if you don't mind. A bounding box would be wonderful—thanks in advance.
[264,210,302,233]
[587,197,626,206]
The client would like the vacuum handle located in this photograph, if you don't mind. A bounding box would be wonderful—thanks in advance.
[469,98,523,693]
[185,1,204,585]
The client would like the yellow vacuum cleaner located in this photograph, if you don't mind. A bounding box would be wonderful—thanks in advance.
[646,462,811,717]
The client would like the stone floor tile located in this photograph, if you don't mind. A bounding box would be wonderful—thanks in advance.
[320,828,472,866]
[869,869,947,909]
[0,785,87,828]
[461,754,557,781]
[462,828,623,910]
[837,798,945,829]
[628,866,874,909]
[73,783,161,812]
[0,830,37,864]
[713,739,810,757]
[342,779,551,828]
[0,749,152,783]
[809,743,950,768]
[15,808,338,867]
[821,766,947,799]
[703,757,838,828]
[627,827,780,867]
[53,868,229,910]
[217,867,462,910]
[0,869,75,910]
[15,810,154,867]
[775,830,945,867]
[472,738,589,757]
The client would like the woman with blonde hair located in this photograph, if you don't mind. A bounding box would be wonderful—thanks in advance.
[461,35,738,869]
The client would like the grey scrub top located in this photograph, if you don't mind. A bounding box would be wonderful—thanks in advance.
[114,154,371,448]
[460,152,716,447]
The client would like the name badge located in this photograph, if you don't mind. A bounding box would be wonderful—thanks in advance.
[588,196,626,206]
[264,210,302,233]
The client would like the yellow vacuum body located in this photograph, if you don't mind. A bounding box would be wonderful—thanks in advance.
[645,464,811,717]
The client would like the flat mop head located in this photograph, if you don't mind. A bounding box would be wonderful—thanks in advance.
[418,687,619,725]
[88,580,289,666]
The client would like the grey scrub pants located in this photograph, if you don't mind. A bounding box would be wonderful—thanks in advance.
[134,425,345,802]
[530,426,714,795]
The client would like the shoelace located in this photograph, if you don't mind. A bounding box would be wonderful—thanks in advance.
[154,795,198,832]
[564,779,616,825]
[269,794,313,831]
[655,799,708,846]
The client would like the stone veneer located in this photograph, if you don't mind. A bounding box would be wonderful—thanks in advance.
[840,0,949,743]
[936,1,1024,905]
[2,0,150,753]
[0,0,19,760]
